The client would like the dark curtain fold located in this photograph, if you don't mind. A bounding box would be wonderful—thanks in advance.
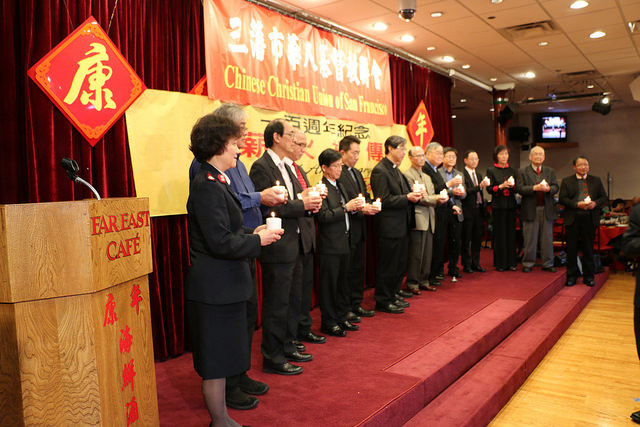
[2,0,453,360]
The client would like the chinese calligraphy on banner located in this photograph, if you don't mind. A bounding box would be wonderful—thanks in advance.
[202,0,393,126]
[27,17,146,146]
[406,101,434,150]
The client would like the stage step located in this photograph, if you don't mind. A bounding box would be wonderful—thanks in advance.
[404,273,608,427]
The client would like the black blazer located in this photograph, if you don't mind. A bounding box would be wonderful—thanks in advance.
[516,165,558,222]
[294,163,316,254]
[438,166,465,222]
[317,177,350,255]
[558,174,608,227]
[422,162,448,214]
[186,162,261,305]
[249,152,308,264]
[338,165,371,245]
[461,168,485,217]
[486,165,518,210]
[370,157,414,239]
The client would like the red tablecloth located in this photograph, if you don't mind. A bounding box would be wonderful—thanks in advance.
[599,225,628,247]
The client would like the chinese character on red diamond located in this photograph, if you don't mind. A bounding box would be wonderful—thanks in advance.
[64,43,116,112]
[122,358,136,391]
[103,293,118,327]
[125,395,139,426]
[120,325,133,354]
[367,141,383,162]
[130,284,142,315]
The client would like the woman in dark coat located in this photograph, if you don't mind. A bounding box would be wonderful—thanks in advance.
[186,113,282,427]
[486,145,518,271]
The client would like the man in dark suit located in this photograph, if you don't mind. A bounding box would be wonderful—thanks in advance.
[290,128,327,346]
[317,149,365,336]
[337,135,380,319]
[517,146,559,273]
[249,119,322,375]
[558,155,608,287]
[370,136,422,314]
[438,147,466,278]
[461,150,488,273]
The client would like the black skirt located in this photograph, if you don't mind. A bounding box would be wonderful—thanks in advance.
[186,300,249,380]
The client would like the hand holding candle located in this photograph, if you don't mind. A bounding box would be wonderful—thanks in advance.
[372,198,382,210]
[273,180,287,203]
[507,176,515,186]
[266,211,282,230]
[255,223,283,246]
[481,176,490,187]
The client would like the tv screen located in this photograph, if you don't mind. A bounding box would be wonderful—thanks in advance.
[534,114,567,142]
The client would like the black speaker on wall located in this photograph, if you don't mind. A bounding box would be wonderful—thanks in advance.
[497,105,514,126]
[508,126,530,142]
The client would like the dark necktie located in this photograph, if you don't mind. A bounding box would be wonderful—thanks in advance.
[395,167,408,193]
[293,163,308,190]
[579,177,589,200]
[349,168,360,192]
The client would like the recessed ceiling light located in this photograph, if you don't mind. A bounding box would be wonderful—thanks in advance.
[601,96,610,104]
[427,46,436,51]
[490,77,498,82]
[525,71,536,78]
[570,1,589,9]
[460,98,468,103]
[538,41,549,46]
[590,30,606,39]
[401,34,415,42]
[491,0,503,4]
[431,11,443,18]
[461,64,471,69]
[442,55,455,62]
[452,115,457,118]
[587,83,594,89]
[528,97,534,100]
[372,22,388,31]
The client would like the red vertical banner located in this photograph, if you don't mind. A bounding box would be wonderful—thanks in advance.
[202,0,393,125]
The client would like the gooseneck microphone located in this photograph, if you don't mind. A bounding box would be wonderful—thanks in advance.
[61,158,102,200]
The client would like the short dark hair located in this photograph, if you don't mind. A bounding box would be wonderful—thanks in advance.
[319,148,342,167]
[384,135,406,154]
[264,119,286,148]
[573,155,589,166]
[189,113,241,162]
[339,135,361,152]
[493,145,508,162]
[443,147,458,156]
[463,150,477,160]
[612,198,625,208]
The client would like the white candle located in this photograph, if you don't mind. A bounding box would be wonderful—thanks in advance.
[540,179,547,186]
[584,195,592,203]
[273,180,286,202]
[357,193,366,204]
[314,183,327,194]
[373,198,382,210]
[507,176,515,186]
[308,190,320,198]
[266,212,282,230]
[439,188,448,197]
[482,176,490,185]
[412,181,424,193]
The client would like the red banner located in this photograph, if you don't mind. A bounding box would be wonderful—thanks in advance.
[406,101,434,150]
[203,0,393,126]
[27,17,146,146]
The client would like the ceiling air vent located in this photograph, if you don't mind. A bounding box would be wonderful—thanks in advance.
[560,70,601,80]
[628,20,640,34]
[499,20,556,41]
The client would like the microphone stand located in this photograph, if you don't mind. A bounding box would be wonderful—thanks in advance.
[75,176,101,200]
[61,158,102,200]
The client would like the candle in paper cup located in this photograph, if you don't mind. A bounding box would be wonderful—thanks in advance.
[540,179,547,186]
[266,212,281,230]
[373,198,382,210]
[315,182,327,195]
[357,193,366,204]
[412,181,425,193]
[482,176,490,185]
[439,188,448,197]
[507,176,515,186]
[584,195,592,203]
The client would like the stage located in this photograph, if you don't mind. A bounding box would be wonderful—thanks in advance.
[155,251,608,426]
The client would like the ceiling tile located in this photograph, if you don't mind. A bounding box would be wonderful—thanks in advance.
[554,8,623,32]
[540,0,618,19]
[482,4,552,30]
[307,0,391,23]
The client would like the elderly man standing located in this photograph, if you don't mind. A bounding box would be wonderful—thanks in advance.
[404,146,447,293]
[516,146,559,273]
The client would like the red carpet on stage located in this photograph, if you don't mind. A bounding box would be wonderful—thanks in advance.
[155,250,608,426]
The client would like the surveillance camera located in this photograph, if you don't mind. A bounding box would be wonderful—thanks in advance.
[398,0,416,21]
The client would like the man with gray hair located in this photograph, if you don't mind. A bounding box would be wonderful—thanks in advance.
[516,146,558,273]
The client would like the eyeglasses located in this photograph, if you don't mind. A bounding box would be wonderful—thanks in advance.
[295,142,307,149]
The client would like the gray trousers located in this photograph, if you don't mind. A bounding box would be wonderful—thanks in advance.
[406,229,434,289]
[522,206,554,268]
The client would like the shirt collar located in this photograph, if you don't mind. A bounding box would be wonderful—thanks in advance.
[266,148,284,166]
[426,159,439,172]
[576,173,588,180]
[211,165,232,186]
[464,166,475,175]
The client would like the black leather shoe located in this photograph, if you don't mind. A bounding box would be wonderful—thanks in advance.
[299,331,327,344]
[462,267,474,274]
[630,409,640,424]
[449,270,462,279]
[375,303,404,314]
[496,267,505,272]
[285,351,313,363]
[226,388,259,410]
[354,305,375,317]
[419,283,437,291]
[473,266,486,272]
[339,320,359,331]
[508,266,517,271]
[565,280,576,287]
[346,311,361,323]
[397,289,413,298]
[395,294,405,302]
[542,266,557,273]
[394,299,410,308]
[262,360,303,375]
[321,324,347,337]
[237,374,269,396]
[584,279,595,287]
[523,267,532,273]
[294,340,306,352]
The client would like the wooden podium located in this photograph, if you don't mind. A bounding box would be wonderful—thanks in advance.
[0,198,159,426]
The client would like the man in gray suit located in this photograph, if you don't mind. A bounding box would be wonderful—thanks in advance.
[404,146,448,293]
[516,146,559,273]
[439,147,466,278]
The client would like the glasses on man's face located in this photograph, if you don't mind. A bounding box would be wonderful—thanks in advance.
[295,142,307,149]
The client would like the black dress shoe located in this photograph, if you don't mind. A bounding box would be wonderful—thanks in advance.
[449,270,462,279]
[237,374,269,396]
[473,266,486,272]
[294,341,306,352]
[397,289,413,298]
[226,388,259,410]
[584,279,595,287]
[523,266,532,273]
[395,294,405,302]
[354,306,375,317]
[565,280,576,287]
[508,266,517,271]
[321,324,347,337]
[429,280,442,287]
[339,320,359,331]
[285,351,313,363]
[262,360,303,375]
[394,299,409,308]
[419,283,437,291]
[462,267,474,274]
[346,311,362,323]
[496,267,505,272]
[631,409,640,424]
[299,331,327,344]
[542,266,557,273]
[375,302,404,314]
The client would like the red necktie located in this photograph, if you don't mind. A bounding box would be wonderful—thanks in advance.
[293,163,308,190]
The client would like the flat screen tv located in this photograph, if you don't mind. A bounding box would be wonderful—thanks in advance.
[533,114,567,142]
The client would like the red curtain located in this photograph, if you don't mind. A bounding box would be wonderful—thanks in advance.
[1,0,453,360]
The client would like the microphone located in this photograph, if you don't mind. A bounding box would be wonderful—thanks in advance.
[61,157,101,200]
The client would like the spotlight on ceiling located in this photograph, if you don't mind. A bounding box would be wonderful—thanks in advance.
[592,97,611,115]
